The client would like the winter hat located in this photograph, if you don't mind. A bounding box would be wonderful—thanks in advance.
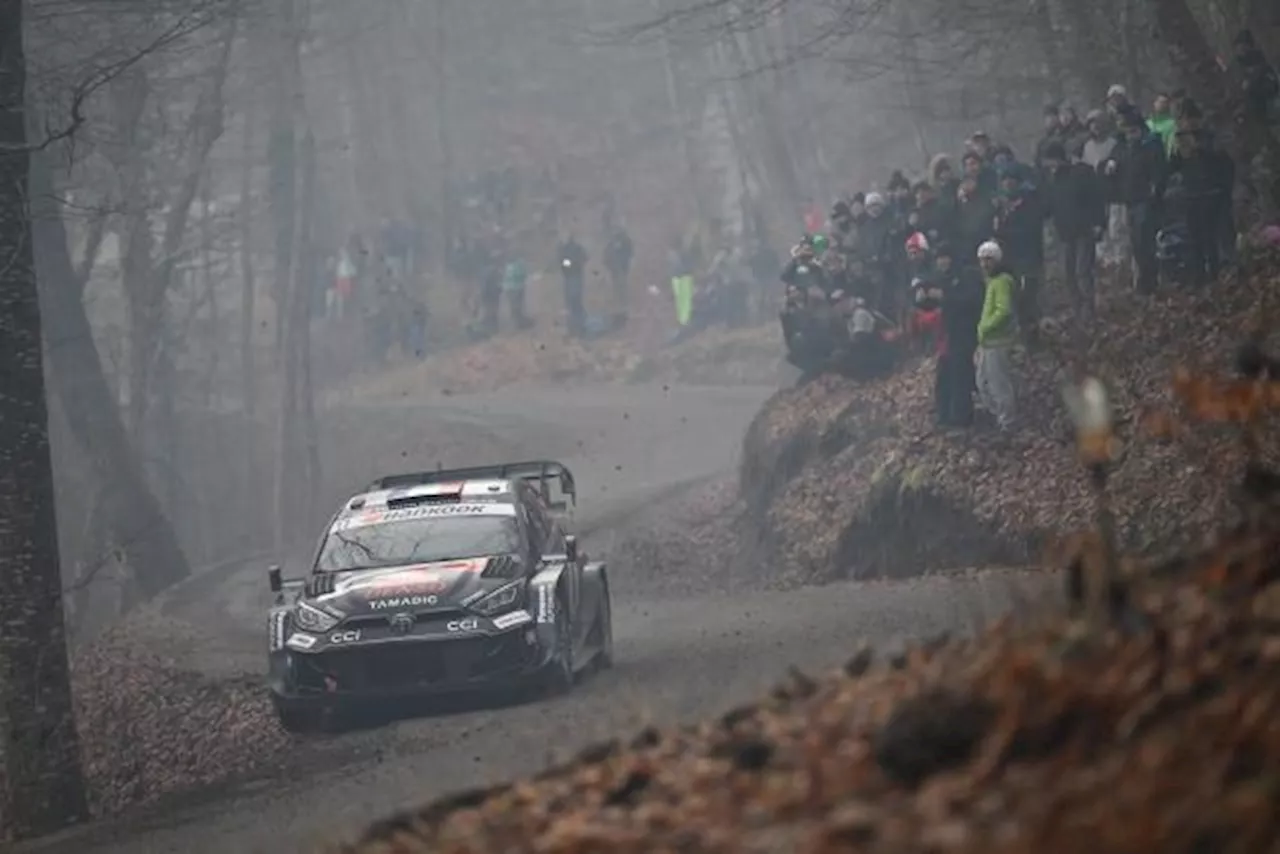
[1107,84,1128,100]
[864,192,886,209]
[977,240,1003,262]
[1085,108,1106,125]
[905,232,930,254]
[852,191,866,204]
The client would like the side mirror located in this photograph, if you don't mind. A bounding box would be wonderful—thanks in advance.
[268,564,283,594]
[564,535,579,564]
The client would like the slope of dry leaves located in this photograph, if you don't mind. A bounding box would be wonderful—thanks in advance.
[738,271,1277,586]
[328,335,1280,854]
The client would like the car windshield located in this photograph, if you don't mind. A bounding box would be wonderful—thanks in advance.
[316,515,521,573]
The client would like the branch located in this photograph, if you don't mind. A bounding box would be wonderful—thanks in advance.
[4,2,227,154]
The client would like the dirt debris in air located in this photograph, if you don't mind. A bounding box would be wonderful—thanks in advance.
[739,270,1278,587]
[343,324,781,401]
[328,356,1280,853]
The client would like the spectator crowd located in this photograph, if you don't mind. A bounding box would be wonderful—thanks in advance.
[798,31,1277,435]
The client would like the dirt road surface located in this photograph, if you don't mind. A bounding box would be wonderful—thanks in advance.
[22,382,1050,854]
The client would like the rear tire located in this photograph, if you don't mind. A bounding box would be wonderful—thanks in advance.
[596,584,614,670]
[273,698,323,734]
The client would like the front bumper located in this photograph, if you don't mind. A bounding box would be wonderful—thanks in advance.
[269,622,550,703]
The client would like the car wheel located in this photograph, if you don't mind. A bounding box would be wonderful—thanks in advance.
[273,698,322,734]
[541,597,575,696]
[596,584,614,670]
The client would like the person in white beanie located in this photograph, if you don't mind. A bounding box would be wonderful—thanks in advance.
[975,240,1017,431]
[1105,84,1131,117]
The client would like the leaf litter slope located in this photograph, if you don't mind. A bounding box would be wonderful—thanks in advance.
[738,271,1276,587]
[331,338,1280,853]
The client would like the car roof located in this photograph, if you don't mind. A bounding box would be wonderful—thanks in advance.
[337,478,518,517]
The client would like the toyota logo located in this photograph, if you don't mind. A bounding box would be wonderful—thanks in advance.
[388,613,415,635]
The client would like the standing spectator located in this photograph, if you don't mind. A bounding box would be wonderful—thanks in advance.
[555,232,589,338]
[1081,109,1125,270]
[1173,99,1238,268]
[975,240,1017,432]
[934,243,983,427]
[909,180,949,247]
[479,250,503,336]
[993,165,1046,347]
[1041,140,1107,323]
[380,217,414,280]
[966,130,996,165]
[856,193,894,313]
[668,237,695,330]
[1234,30,1279,125]
[502,255,533,330]
[1163,128,1232,287]
[954,175,996,260]
[1059,106,1090,162]
[1105,84,1132,119]
[603,225,634,327]
[1147,92,1177,153]
[1105,107,1167,294]
[929,155,961,224]
[962,150,997,196]
[1034,105,1063,172]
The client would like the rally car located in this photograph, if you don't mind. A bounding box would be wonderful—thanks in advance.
[265,460,613,732]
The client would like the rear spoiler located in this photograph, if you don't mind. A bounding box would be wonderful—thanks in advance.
[368,460,577,510]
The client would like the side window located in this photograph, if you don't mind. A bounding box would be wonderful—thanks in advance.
[522,489,550,556]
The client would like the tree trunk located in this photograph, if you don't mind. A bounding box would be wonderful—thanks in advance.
[297,128,322,533]
[239,107,258,418]
[272,0,304,551]
[0,0,90,835]
[269,1,300,356]
[30,156,193,602]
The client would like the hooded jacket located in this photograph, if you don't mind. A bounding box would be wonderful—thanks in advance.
[978,266,1017,347]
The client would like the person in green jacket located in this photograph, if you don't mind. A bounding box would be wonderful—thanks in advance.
[1147,92,1177,154]
[976,240,1017,431]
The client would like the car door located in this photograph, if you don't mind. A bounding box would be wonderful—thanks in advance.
[529,491,580,622]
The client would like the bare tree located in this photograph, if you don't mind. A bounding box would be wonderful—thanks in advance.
[0,0,89,836]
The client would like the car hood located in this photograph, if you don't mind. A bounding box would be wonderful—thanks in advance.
[303,556,519,616]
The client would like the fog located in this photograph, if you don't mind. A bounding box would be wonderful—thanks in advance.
[36,0,1037,635]
[6,0,1276,847]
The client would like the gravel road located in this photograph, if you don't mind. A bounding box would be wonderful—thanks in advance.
[20,381,1052,854]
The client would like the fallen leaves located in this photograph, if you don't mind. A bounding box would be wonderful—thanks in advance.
[739,273,1280,587]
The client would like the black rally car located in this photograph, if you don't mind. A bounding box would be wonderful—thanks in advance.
[266,460,613,731]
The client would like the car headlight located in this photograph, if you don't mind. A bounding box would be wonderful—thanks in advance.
[294,601,342,633]
[471,583,522,616]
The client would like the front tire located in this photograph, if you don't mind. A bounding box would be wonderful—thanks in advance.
[540,597,575,696]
